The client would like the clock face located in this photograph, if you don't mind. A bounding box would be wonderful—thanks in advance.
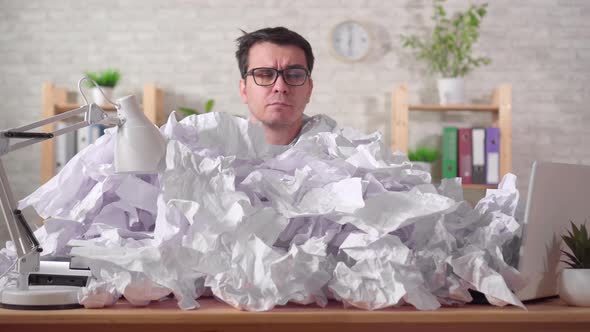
[331,21,371,62]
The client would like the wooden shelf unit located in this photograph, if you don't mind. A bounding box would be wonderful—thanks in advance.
[391,84,512,188]
[41,82,165,183]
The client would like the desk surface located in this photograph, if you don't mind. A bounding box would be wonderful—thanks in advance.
[1,297,589,332]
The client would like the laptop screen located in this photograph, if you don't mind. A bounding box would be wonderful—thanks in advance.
[516,161,590,301]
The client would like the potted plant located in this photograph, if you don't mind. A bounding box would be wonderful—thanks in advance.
[84,69,121,105]
[401,0,491,104]
[558,221,590,306]
[178,98,215,117]
[408,146,440,175]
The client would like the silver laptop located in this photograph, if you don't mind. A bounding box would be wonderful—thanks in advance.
[516,161,590,301]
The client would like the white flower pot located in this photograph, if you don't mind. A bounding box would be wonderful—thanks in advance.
[558,268,590,306]
[91,87,114,106]
[437,77,465,105]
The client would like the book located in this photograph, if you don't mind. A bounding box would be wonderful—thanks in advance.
[89,124,104,144]
[472,128,486,184]
[457,128,473,184]
[76,126,90,153]
[55,121,77,173]
[485,127,500,184]
[442,127,458,179]
[77,124,105,153]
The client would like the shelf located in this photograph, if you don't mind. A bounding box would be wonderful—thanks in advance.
[462,184,497,190]
[433,183,497,190]
[55,103,117,114]
[409,104,499,112]
[392,83,512,197]
[42,82,165,183]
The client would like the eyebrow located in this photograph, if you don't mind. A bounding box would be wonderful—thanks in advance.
[249,64,308,72]
[284,64,307,70]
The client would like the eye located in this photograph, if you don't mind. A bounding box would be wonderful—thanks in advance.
[254,69,275,78]
[286,72,303,80]
[285,69,306,81]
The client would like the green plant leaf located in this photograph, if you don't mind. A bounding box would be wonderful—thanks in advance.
[477,5,488,18]
[408,146,440,162]
[583,246,590,268]
[178,106,199,116]
[400,1,491,77]
[562,233,576,252]
[561,221,590,269]
[580,223,588,243]
[561,250,581,267]
[84,69,120,87]
[204,99,215,113]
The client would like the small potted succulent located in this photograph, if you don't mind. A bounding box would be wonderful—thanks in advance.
[401,0,491,104]
[84,69,121,105]
[408,146,440,175]
[558,221,590,306]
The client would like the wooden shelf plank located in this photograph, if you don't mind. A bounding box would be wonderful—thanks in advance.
[462,184,497,190]
[409,104,499,112]
[55,103,117,114]
[432,183,497,190]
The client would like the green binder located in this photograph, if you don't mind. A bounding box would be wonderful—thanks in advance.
[442,127,458,179]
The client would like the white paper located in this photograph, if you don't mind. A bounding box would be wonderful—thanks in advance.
[0,112,526,311]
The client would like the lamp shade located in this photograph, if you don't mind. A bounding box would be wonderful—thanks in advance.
[114,95,166,174]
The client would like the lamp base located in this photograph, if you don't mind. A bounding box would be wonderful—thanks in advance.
[0,285,81,310]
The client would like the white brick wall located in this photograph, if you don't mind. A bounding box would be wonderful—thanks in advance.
[1,0,589,245]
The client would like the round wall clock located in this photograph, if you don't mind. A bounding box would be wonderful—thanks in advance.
[330,20,372,62]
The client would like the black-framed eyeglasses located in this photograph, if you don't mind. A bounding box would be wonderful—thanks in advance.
[243,67,310,86]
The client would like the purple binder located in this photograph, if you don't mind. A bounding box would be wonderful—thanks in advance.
[485,127,500,184]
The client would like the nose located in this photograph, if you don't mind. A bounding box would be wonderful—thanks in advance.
[273,73,289,94]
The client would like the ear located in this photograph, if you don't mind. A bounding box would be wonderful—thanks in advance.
[306,77,313,104]
[239,78,248,104]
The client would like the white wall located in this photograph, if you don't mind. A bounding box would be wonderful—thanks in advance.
[1,0,589,246]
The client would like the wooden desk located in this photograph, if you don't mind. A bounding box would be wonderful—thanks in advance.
[1,297,589,332]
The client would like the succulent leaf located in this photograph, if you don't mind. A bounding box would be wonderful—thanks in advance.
[561,221,590,269]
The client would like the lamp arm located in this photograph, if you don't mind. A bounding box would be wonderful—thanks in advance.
[0,104,112,156]
[0,103,114,289]
[0,159,43,289]
[0,159,26,257]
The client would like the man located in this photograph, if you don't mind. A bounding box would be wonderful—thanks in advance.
[236,27,314,145]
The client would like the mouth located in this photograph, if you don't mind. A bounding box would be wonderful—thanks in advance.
[268,102,292,107]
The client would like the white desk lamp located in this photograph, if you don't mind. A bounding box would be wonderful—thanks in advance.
[0,77,165,309]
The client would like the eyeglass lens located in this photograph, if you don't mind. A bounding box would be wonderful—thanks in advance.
[251,68,308,86]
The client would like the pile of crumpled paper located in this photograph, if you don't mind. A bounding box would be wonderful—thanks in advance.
[0,112,526,311]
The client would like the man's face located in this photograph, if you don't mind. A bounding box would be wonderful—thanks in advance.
[239,42,313,129]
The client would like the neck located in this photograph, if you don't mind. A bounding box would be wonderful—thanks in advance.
[261,120,303,145]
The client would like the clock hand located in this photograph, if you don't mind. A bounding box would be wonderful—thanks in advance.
[348,36,352,55]
[348,25,353,55]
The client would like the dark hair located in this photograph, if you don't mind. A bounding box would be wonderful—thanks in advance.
[235,27,315,78]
